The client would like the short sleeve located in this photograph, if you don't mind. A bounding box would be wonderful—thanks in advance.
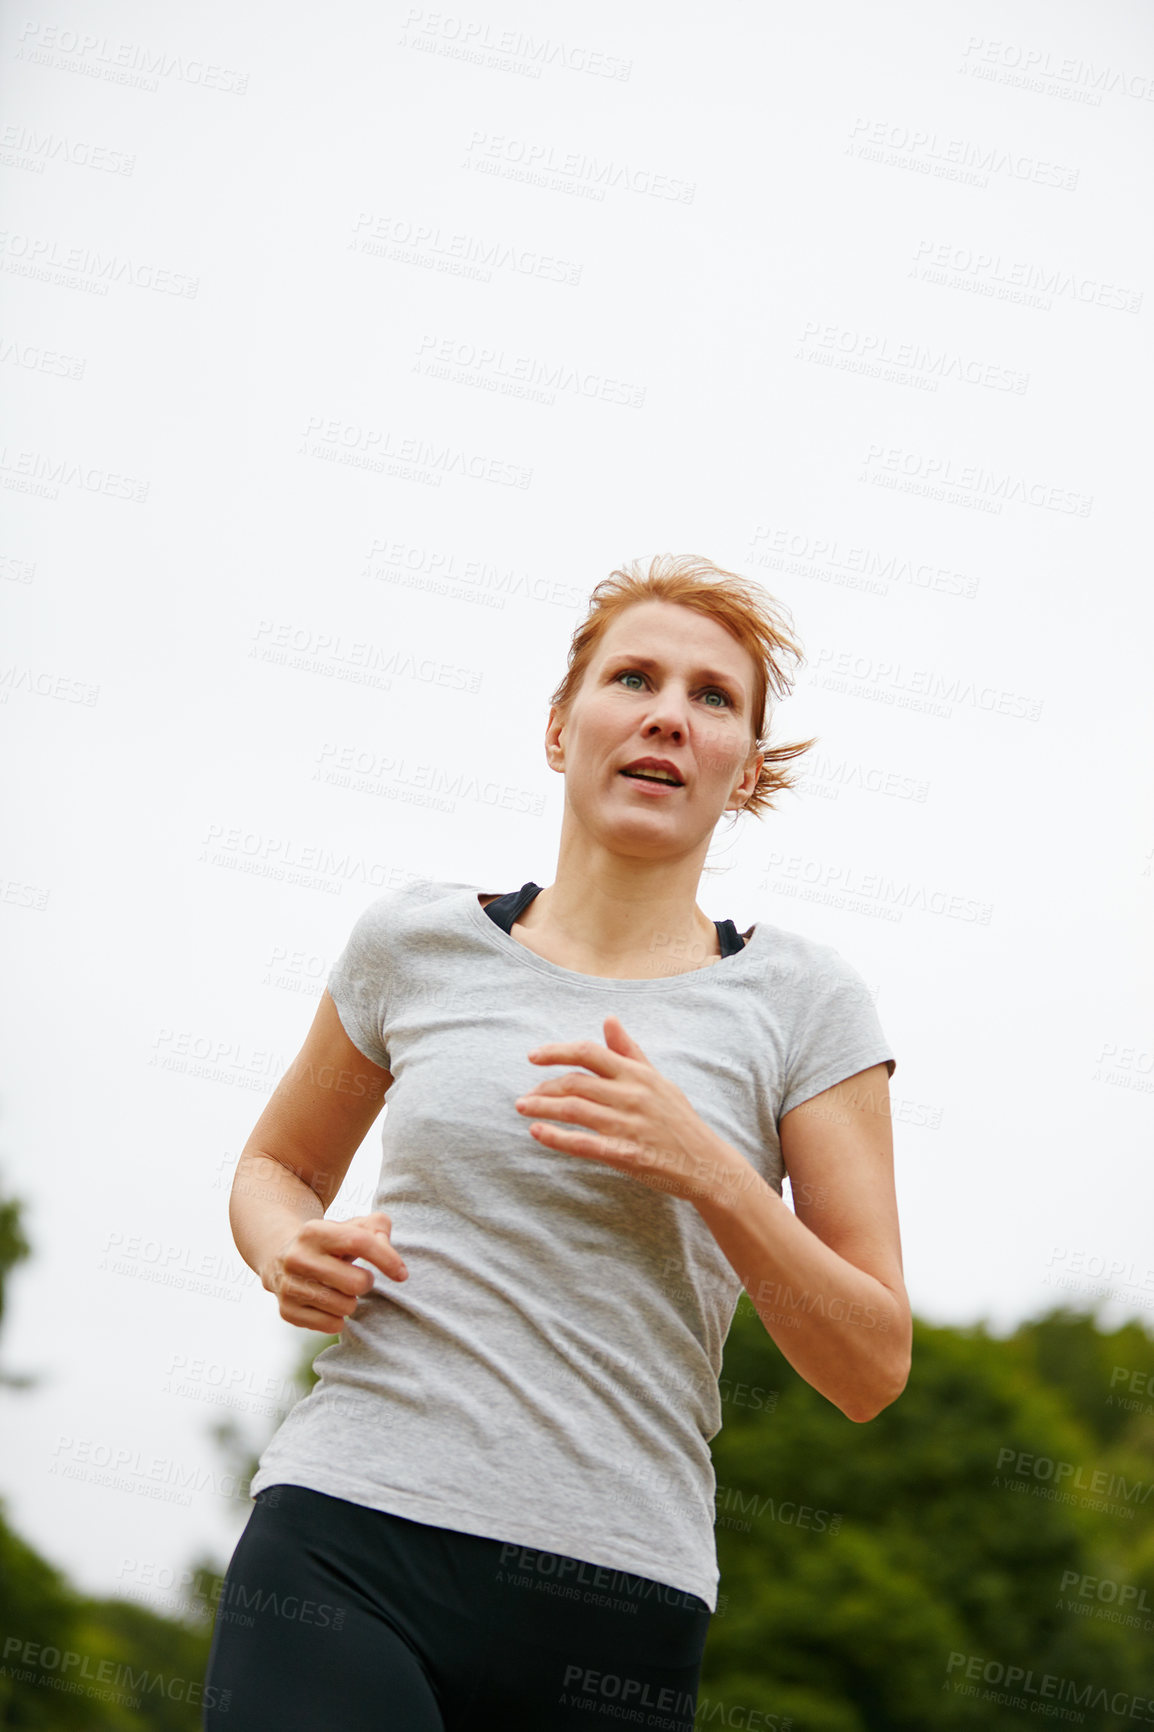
[779,950,896,1123]
[325,896,394,1072]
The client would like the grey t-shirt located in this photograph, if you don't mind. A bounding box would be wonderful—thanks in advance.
[249,878,897,1611]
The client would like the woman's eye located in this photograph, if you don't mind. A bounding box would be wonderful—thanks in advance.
[614,671,731,707]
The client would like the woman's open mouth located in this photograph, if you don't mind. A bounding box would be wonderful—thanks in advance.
[619,769,683,794]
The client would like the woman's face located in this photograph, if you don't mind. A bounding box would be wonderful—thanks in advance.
[546,599,764,852]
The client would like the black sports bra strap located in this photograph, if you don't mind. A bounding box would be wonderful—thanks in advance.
[482,883,746,953]
[481,882,543,934]
[714,918,745,958]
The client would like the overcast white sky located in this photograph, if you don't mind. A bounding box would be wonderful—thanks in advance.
[2,0,1152,1614]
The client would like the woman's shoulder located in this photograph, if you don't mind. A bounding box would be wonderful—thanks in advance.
[354,875,479,913]
[751,918,877,1006]
[335,878,479,946]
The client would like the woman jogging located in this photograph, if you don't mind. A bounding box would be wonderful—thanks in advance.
[202,553,910,1731]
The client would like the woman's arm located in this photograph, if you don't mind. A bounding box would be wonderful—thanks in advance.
[230,989,393,1289]
[692,1062,911,1422]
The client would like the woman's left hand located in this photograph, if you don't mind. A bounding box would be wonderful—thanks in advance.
[514,1014,753,1209]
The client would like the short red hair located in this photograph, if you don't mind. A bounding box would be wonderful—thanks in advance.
[548,553,817,820]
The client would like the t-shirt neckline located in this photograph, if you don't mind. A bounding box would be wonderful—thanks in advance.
[463,886,764,991]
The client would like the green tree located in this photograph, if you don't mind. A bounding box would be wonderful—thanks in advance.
[0,1168,218,1729]
[0,1176,34,1391]
[700,1297,1154,1731]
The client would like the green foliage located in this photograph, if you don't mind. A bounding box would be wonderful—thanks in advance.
[702,1300,1154,1730]
[0,1484,215,1729]
[0,1186,31,1326]
[0,1162,35,1390]
[0,1177,214,1728]
[1005,1306,1154,1449]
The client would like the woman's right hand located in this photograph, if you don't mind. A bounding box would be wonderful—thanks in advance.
[263,1211,408,1334]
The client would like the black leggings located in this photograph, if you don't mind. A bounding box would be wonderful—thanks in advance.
[201,1485,712,1730]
